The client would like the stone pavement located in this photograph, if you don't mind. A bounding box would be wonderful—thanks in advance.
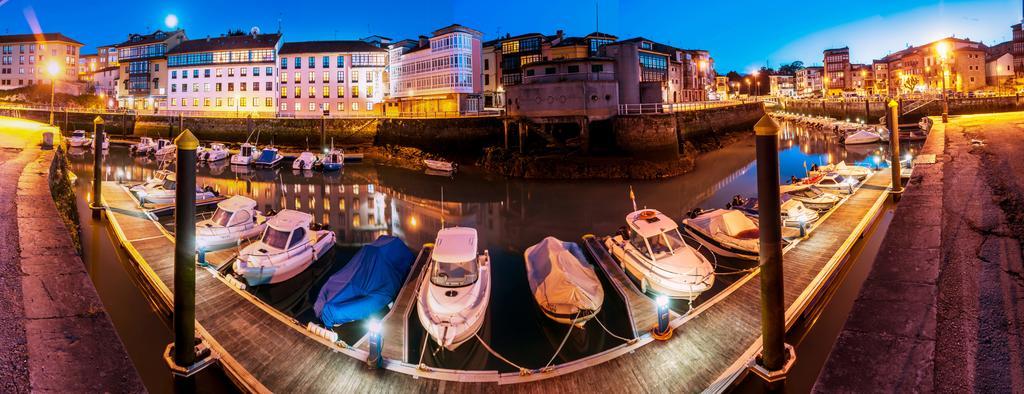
[814,113,1024,392]
[0,117,144,393]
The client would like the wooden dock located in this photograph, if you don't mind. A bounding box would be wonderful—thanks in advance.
[98,166,892,392]
[582,234,659,338]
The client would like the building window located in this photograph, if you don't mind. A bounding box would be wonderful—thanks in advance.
[240,97,247,107]
[568,65,580,73]
[227,68,234,77]
[227,97,234,106]
[265,97,272,107]
[337,86,345,98]
[240,82,247,91]
[204,98,210,107]
[204,69,210,77]
[323,71,329,83]
[308,56,315,68]
[192,69,198,78]
[171,70,177,79]
[281,72,288,83]
[366,102,374,111]
[322,86,329,98]
[309,102,315,111]
[337,56,344,68]
[308,71,314,83]
[351,102,359,111]
[544,67,556,75]
[253,82,259,91]
[228,82,234,91]
[294,102,301,111]
[265,67,272,76]
[322,56,329,68]
[294,57,301,69]
[591,64,603,73]
[337,71,344,83]
[484,59,489,71]
[280,102,287,111]
[352,86,359,98]
[240,67,248,77]
[204,83,210,92]
[281,87,288,98]
[308,86,315,98]
[216,68,223,77]
[265,82,272,91]
[215,83,222,92]
[281,57,288,69]
[216,98,223,106]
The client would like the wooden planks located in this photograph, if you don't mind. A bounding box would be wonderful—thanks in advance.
[582,234,658,338]
[99,170,892,392]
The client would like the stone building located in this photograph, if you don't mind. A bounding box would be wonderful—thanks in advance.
[874,37,987,95]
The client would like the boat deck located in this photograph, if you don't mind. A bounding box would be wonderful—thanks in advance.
[99,167,891,392]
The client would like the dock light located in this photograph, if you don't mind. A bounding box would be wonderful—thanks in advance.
[798,219,807,238]
[367,319,384,368]
[654,295,670,338]
[873,155,881,169]
[197,246,208,267]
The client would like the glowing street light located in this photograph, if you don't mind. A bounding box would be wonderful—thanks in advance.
[935,41,950,123]
[46,61,61,126]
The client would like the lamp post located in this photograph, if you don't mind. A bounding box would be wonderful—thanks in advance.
[46,61,60,126]
[936,41,950,123]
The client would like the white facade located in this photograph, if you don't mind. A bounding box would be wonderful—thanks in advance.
[166,34,281,116]
[387,24,483,115]
[277,41,388,117]
[769,75,796,97]
[986,52,1014,86]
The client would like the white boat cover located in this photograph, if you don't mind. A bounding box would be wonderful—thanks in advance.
[845,130,880,144]
[219,195,257,212]
[525,237,604,316]
[432,227,477,263]
[711,210,758,238]
[267,210,313,232]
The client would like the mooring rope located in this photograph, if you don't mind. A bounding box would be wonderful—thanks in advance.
[592,315,634,343]
[542,309,582,370]
[474,333,530,375]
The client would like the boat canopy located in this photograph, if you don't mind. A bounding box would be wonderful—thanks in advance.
[626,209,679,239]
[256,149,278,163]
[713,210,758,238]
[314,236,414,327]
[429,227,479,287]
[72,130,86,137]
[218,195,257,213]
[266,210,312,233]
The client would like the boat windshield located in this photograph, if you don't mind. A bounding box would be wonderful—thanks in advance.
[211,208,232,227]
[241,146,251,156]
[261,228,291,250]
[647,230,687,258]
[72,131,85,137]
[834,175,848,184]
[160,179,176,190]
[430,259,478,287]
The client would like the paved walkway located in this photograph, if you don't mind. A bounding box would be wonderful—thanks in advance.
[816,113,1024,392]
[0,117,143,393]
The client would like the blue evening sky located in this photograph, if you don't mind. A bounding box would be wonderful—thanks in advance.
[0,0,1020,72]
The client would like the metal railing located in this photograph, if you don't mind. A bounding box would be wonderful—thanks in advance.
[617,99,755,115]
[0,102,505,120]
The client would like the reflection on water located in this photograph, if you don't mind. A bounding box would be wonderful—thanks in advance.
[68,121,922,373]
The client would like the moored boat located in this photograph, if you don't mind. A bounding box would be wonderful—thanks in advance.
[843,129,882,145]
[128,172,217,205]
[810,161,872,181]
[424,159,457,173]
[196,195,272,250]
[416,227,491,350]
[525,236,604,326]
[154,138,176,156]
[130,137,158,155]
[319,149,344,172]
[68,130,92,147]
[604,209,715,299]
[253,146,284,167]
[314,235,413,327]
[681,209,761,261]
[199,143,230,162]
[230,142,261,166]
[813,173,858,194]
[293,151,318,170]
[232,210,336,286]
[779,184,842,211]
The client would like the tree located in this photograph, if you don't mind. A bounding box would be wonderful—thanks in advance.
[778,61,805,75]
[902,75,920,95]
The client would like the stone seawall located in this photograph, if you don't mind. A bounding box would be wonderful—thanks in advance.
[375,117,504,158]
[612,102,764,157]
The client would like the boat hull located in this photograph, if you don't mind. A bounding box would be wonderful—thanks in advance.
[234,231,336,286]
[604,236,714,299]
[416,255,491,351]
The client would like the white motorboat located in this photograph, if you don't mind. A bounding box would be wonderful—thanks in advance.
[780,184,842,211]
[199,143,229,162]
[682,209,761,261]
[130,137,158,155]
[293,151,318,170]
[810,161,872,180]
[230,143,261,166]
[196,196,272,250]
[814,173,858,194]
[232,210,336,286]
[780,198,820,228]
[136,169,173,189]
[525,237,604,327]
[128,172,217,205]
[844,129,881,145]
[253,146,284,167]
[416,227,491,350]
[604,209,715,299]
[67,130,92,148]
[424,159,457,173]
[154,138,175,156]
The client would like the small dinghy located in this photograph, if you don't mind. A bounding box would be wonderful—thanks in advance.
[525,237,604,327]
[130,137,158,155]
[231,143,261,166]
[293,151,317,170]
[196,196,271,250]
[68,130,92,147]
[780,198,820,228]
[810,161,872,181]
[254,146,284,167]
[843,129,881,145]
[416,227,491,350]
[319,149,344,172]
[128,172,217,205]
[199,143,229,162]
[780,184,842,211]
[232,210,336,286]
[814,173,857,194]
[424,159,457,173]
[682,209,761,260]
[605,209,715,298]
[315,235,413,327]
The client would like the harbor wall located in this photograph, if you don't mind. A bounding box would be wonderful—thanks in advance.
[782,96,1024,123]
[612,102,764,157]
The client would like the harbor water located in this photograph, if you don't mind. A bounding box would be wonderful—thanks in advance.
[66,121,922,386]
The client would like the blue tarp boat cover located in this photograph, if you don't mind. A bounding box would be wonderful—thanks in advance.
[255,149,277,164]
[314,236,414,327]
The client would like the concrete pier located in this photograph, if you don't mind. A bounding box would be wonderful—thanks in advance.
[816,112,1024,392]
[0,117,143,392]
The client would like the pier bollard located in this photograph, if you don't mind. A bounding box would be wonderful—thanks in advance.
[367,319,384,369]
[651,295,671,340]
[751,115,794,383]
[90,116,105,218]
[172,129,199,370]
[887,100,903,197]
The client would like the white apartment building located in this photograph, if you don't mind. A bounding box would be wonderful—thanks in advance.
[386,24,483,116]
[769,75,796,97]
[166,32,281,116]
[795,66,824,97]
[277,40,388,117]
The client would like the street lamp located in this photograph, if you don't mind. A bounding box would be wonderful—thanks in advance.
[935,41,950,123]
[698,60,708,98]
[45,61,61,126]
